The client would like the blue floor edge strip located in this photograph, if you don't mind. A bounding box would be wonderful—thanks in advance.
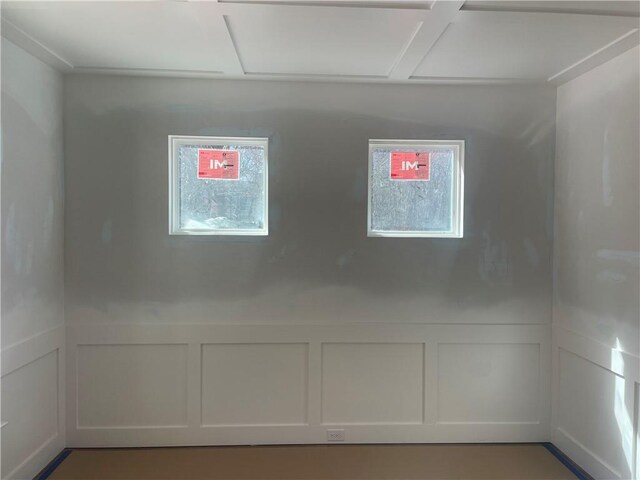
[34,448,72,480]
[543,442,594,480]
[32,442,591,480]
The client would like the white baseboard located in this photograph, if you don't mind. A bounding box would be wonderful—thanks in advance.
[4,433,64,480]
[553,427,620,480]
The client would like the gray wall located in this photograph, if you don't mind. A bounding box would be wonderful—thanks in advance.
[1,39,65,478]
[64,75,556,327]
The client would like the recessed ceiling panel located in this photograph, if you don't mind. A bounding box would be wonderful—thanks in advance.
[1,2,229,72]
[225,8,423,76]
[413,10,639,80]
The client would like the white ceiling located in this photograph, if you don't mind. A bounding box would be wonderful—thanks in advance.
[1,0,639,85]
[413,9,638,80]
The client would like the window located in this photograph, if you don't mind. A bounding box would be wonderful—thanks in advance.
[169,135,268,235]
[368,139,464,238]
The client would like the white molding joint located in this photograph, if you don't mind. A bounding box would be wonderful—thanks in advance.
[388,0,463,80]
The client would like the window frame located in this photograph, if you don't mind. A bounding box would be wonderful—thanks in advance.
[168,135,269,236]
[367,139,465,238]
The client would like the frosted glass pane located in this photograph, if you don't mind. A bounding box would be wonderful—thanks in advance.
[369,145,459,235]
[171,137,267,235]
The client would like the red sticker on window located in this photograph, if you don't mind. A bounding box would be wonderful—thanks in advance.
[198,150,239,180]
[390,152,430,180]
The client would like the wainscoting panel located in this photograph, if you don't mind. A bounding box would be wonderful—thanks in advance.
[67,323,550,446]
[76,344,189,428]
[1,326,65,480]
[202,343,308,426]
[321,343,424,425]
[438,343,540,423]
[552,325,639,480]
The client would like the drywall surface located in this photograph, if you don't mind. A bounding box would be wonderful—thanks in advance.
[1,39,64,347]
[554,45,640,356]
[63,75,556,446]
[64,76,556,327]
[552,46,640,480]
[1,39,65,479]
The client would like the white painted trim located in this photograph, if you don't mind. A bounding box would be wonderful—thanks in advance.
[385,20,424,76]
[218,1,434,10]
[553,427,622,480]
[0,18,73,72]
[216,1,427,15]
[219,15,246,75]
[70,68,546,85]
[461,2,640,18]
[552,325,640,384]
[548,28,640,85]
[3,1,636,86]
[1,326,66,480]
[551,324,640,479]
[66,323,550,447]
[69,423,549,448]
[1,326,65,377]
[388,0,464,80]
[168,135,269,236]
[68,323,548,344]
[3,433,64,480]
[367,139,464,238]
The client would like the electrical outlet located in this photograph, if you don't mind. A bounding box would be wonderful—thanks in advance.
[327,429,345,442]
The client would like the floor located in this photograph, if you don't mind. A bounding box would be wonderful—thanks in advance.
[46,444,581,480]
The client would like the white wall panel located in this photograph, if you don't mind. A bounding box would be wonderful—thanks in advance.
[556,348,634,479]
[552,326,639,480]
[1,351,58,476]
[201,343,308,426]
[552,46,639,480]
[438,343,540,423]
[554,45,639,359]
[0,327,65,480]
[77,344,189,428]
[321,343,424,425]
[1,38,64,349]
[67,324,549,446]
[1,38,65,480]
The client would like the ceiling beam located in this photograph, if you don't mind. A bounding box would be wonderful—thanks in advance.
[188,3,245,76]
[1,17,73,72]
[461,2,640,18]
[548,27,639,84]
[218,0,433,9]
[388,0,463,80]
[219,14,246,75]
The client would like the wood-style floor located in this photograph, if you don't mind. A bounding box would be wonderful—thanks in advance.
[45,444,581,479]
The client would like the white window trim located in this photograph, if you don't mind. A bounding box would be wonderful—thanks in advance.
[367,139,465,238]
[168,135,269,236]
